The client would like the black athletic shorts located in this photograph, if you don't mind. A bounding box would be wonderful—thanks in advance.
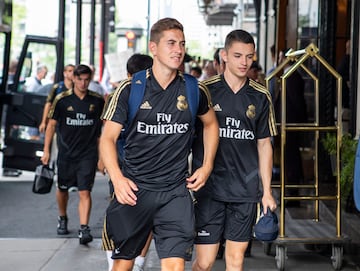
[57,159,96,191]
[102,214,114,251]
[194,188,257,243]
[105,183,195,261]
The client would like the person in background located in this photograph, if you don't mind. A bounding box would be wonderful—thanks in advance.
[99,17,219,271]
[126,53,154,77]
[101,53,154,271]
[89,65,107,97]
[39,64,75,174]
[39,64,75,133]
[267,44,278,100]
[213,48,225,75]
[2,59,22,177]
[337,39,350,109]
[25,64,48,93]
[199,60,217,80]
[24,64,49,140]
[41,64,104,245]
[190,65,203,79]
[336,39,351,134]
[247,61,263,83]
[192,29,277,271]
[7,59,18,85]
[266,44,281,182]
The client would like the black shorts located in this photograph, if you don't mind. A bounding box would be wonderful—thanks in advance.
[194,188,257,243]
[57,159,96,191]
[102,214,114,251]
[102,188,115,252]
[105,184,195,261]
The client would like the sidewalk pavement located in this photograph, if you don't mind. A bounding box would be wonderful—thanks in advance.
[0,169,179,271]
[0,237,195,271]
[0,169,359,271]
[0,238,107,271]
[1,207,359,271]
[1,233,359,271]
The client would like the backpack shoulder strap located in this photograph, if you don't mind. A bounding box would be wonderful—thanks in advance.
[55,81,65,95]
[117,70,147,160]
[128,70,147,125]
[184,73,199,126]
[127,71,198,126]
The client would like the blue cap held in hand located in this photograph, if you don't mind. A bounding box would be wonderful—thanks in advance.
[254,207,279,242]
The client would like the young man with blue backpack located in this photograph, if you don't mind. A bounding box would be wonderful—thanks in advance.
[101,53,203,271]
[100,17,219,271]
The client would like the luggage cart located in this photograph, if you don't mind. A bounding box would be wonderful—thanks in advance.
[265,43,349,270]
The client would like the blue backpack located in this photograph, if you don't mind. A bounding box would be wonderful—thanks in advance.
[117,69,199,159]
[55,81,65,95]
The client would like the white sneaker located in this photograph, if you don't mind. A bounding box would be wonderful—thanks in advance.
[132,263,144,271]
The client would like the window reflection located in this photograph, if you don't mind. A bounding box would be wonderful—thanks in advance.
[298,0,319,49]
[298,0,319,28]
[9,125,44,142]
[297,0,319,124]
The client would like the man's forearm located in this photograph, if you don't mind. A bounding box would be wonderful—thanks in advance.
[258,138,273,194]
[41,103,51,125]
[99,138,124,183]
[43,125,55,153]
[202,121,219,171]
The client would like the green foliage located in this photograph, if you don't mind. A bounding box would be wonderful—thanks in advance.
[108,33,118,53]
[186,40,213,60]
[322,133,358,199]
[322,133,338,155]
[299,15,310,27]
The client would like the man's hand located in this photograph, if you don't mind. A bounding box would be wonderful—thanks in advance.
[39,122,46,134]
[261,193,277,214]
[41,151,50,165]
[186,166,212,192]
[113,177,139,206]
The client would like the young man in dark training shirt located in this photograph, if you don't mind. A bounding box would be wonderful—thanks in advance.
[192,29,277,271]
[100,17,219,271]
[41,64,104,245]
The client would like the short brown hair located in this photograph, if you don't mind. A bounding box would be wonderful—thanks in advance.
[150,17,184,43]
[224,29,255,51]
[73,64,92,77]
[64,64,75,72]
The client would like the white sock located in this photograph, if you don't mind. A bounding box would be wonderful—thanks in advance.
[106,251,113,271]
[134,256,145,267]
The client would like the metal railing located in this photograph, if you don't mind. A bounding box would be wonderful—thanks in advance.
[265,43,343,238]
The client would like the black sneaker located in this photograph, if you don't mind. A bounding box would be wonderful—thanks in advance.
[57,216,69,235]
[78,225,93,245]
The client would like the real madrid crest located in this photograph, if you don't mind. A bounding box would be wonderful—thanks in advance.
[89,104,95,112]
[177,95,188,111]
[246,104,256,119]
